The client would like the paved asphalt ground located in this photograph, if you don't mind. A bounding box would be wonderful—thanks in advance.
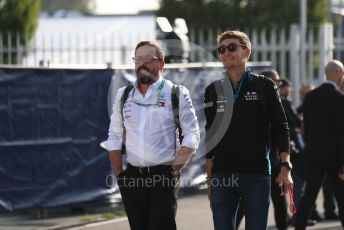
[0,189,342,230]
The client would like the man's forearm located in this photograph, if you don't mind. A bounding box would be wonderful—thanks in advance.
[280,151,290,163]
[172,146,195,170]
[108,150,123,177]
[278,151,293,194]
[206,159,213,177]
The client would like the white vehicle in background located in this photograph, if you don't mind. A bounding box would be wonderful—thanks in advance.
[156,17,190,63]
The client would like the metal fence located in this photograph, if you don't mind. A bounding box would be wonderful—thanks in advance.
[0,31,142,67]
[0,23,341,104]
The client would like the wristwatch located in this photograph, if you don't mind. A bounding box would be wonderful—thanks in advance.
[280,161,293,170]
[171,168,180,177]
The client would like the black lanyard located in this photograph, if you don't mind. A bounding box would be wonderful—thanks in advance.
[232,72,248,102]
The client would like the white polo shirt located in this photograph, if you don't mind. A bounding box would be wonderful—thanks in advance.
[102,78,200,167]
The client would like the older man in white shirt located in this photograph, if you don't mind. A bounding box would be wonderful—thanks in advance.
[102,41,200,230]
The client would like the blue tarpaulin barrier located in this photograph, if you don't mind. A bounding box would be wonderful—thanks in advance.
[0,68,113,211]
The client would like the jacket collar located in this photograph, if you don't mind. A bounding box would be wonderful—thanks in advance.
[322,80,339,90]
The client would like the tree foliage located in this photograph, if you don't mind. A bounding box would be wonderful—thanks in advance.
[0,0,41,42]
[0,0,41,64]
[157,0,328,31]
[41,0,95,15]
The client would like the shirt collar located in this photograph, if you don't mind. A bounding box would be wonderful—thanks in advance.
[323,80,338,90]
[151,77,163,89]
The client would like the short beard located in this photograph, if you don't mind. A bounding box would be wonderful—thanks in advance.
[136,67,156,85]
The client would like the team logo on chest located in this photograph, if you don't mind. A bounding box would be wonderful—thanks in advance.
[158,92,166,107]
[244,91,259,101]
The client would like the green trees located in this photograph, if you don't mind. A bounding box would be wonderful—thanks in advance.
[0,0,41,64]
[0,0,94,64]
[157,0,328,31]
[41,0,95,15]
[0,0,41,43]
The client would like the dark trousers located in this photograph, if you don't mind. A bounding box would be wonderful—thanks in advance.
[270,167,289,230]
[322,175,337,215]
[295,162,344,229]
[236,167,288,230]
[117,165,179,230]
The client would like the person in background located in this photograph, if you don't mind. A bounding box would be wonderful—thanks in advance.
[277,79,319,226]
[298,83,340,222]
[267,73,301,230]
[295,60,344,229]
[296,84,313,117]
[204,31,292,230]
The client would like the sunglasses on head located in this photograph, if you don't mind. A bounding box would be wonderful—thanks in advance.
[217,43,246,54]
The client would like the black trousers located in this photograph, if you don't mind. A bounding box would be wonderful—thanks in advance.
[322,175,337,215]
[236,166,288,230]
[270,167,289,230]
[117,164,179,230]
[295,162,344,229]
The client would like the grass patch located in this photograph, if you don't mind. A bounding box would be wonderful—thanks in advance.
[80,211,126,224]
[80,215,99,224]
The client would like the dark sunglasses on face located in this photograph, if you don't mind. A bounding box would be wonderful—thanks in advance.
[217,43,246,54]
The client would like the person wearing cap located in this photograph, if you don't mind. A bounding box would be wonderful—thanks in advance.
[204,30,292,230]
[269,72,301,230]
[295,60,344,229]
[102,41,200,230]
[279,79,291,94]
[278,77,312,225]
[278,79,303,158]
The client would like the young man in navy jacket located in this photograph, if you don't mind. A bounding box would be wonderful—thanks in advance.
[204,30,292,230]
